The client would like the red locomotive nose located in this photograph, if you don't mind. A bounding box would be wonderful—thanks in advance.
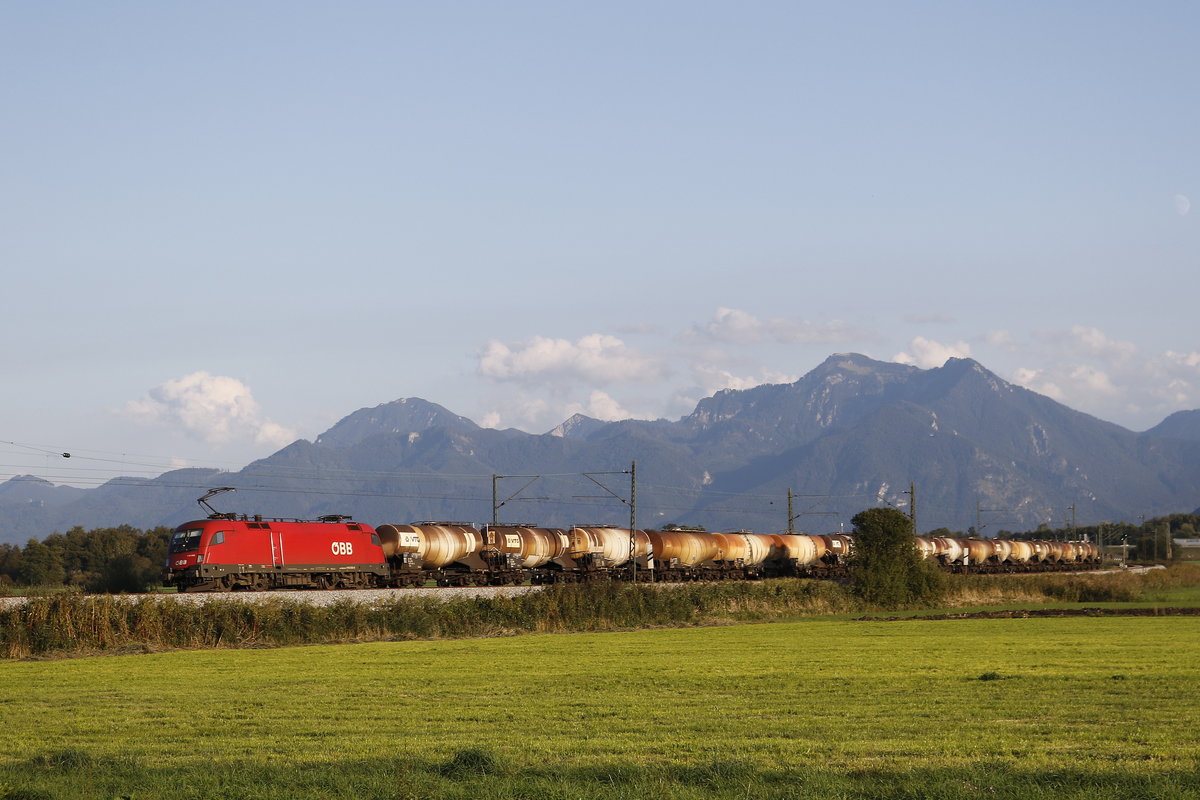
[169,553,199,570]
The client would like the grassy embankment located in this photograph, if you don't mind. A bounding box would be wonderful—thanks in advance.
[0,614,1196,799]
[2,565,1198,660]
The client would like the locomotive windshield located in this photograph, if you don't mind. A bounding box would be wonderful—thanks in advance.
[169,528,204,553]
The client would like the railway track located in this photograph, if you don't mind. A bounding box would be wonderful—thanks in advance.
[0,565,1156,610]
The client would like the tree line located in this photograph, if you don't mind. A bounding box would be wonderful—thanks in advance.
[0,525,170,593]
[1,511,1196,596]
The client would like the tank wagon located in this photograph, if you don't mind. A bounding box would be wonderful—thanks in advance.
[163,514,1102,592]
[921,536,1101,573]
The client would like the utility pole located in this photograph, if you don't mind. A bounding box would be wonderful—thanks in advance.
[786,490,836,534]
[974,501,1007,537]
[1066,504,1077,541]
[491,474,545,527]
[904,482,917,534]
[581,464,641,581]
[629,460,637,584]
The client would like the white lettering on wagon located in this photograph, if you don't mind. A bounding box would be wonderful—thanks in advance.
[331,542,354,556]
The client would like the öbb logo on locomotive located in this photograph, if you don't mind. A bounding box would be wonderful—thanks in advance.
[163,506,1102,593]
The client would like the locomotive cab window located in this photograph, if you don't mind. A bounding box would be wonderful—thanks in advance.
[210,531,225,546]
[169,528,203,553]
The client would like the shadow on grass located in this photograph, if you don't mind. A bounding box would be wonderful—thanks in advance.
[2,748,1198,800]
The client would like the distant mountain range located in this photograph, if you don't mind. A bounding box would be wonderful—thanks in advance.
[3,354,1200,545]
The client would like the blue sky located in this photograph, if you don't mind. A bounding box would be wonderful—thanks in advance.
[2,2,1197,487]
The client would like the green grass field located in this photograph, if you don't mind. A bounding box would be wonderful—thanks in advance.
[1,615,1197,799]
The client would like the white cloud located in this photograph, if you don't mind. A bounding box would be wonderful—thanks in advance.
[696,307,867,346]
[471,316,1200,437]
[1035,325,1136,364]
[125,372,296,448]
[1163,350,1200,370]
[474,333,666,432]
[480,389,649,433]
[1068,365,1117,395]
[702,307,763,344]
[1012,368,1065,401]
[477,395,555,431]
[253,421,297,447]
[478,334,663,384]
[893,337,972,369]
[985,329,1018,350]
[564,390,633,421]
[1175,194,1191,216]
[1003,328,1200,429]
[692,365,798,395]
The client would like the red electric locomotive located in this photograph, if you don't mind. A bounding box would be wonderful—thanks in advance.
[164,513,388,592]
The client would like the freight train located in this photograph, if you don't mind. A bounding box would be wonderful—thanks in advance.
[162,511,1102,593]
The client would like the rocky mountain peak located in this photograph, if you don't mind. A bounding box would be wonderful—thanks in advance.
[548,414,606,440]
[314,397,479,449]
[4,354,1200,544]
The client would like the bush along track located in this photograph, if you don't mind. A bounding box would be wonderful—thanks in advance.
[2,565,1198,659]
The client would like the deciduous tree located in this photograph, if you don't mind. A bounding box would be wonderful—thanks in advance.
[847,507,944,609]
